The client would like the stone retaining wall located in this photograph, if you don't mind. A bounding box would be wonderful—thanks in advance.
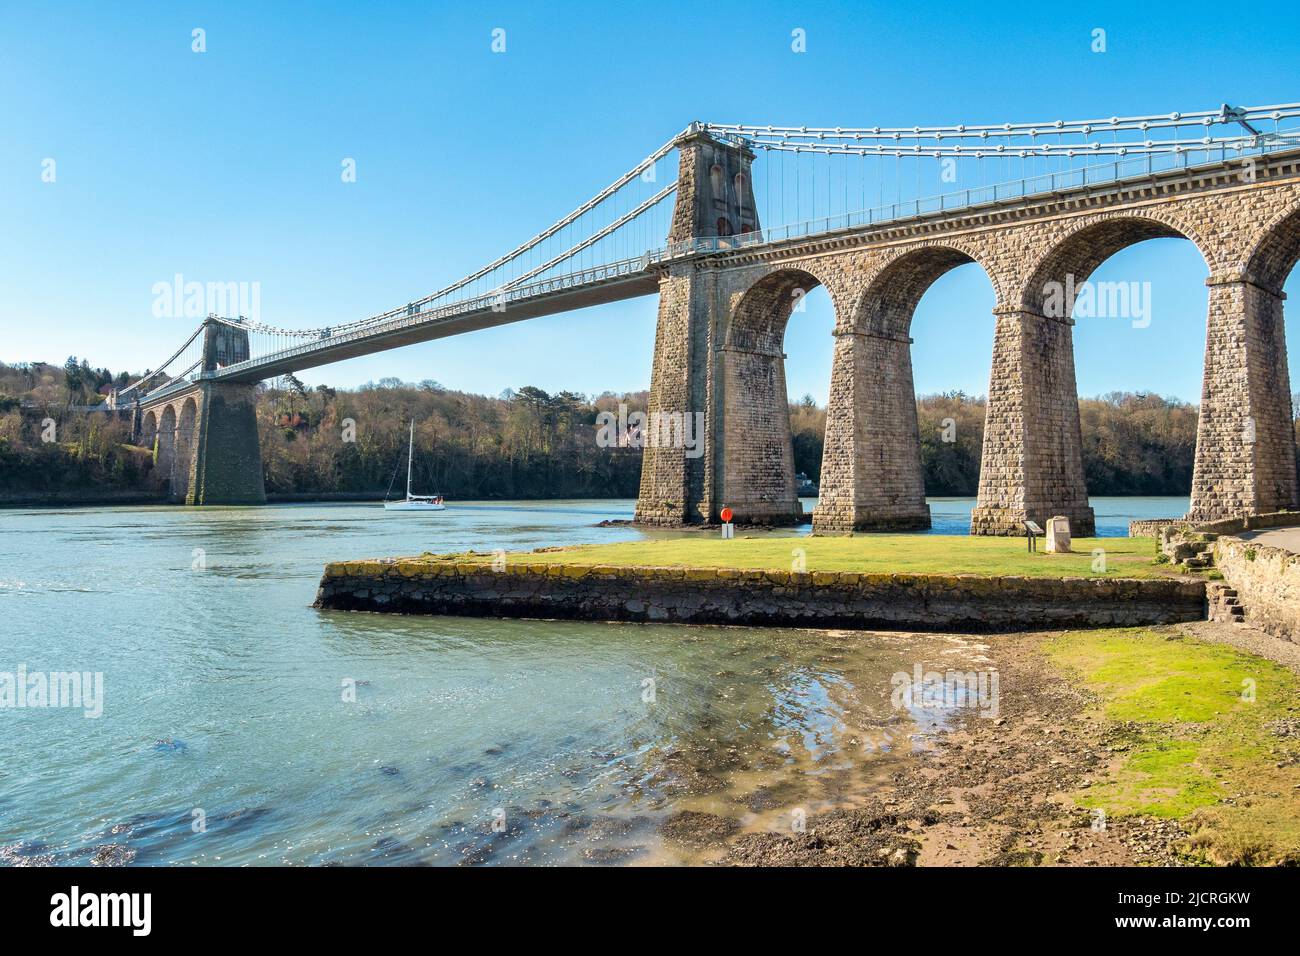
[1127,511,1300,540]
[314,560,1207,633]
[1128,518,1191,537]
[1133,510,1300,565]
[1213,537,1300,642]
[1192,510,1300,535]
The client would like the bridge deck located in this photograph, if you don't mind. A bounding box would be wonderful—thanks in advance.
[211,264,661,384]
[144,141,1300,399]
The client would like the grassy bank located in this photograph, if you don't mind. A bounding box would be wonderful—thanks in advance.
[490,534,1180,580]
[1044,627,1300,865]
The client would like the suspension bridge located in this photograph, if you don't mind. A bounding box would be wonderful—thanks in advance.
[112,103,1300,533]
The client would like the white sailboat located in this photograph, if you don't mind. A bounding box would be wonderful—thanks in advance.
[383,420,446,511]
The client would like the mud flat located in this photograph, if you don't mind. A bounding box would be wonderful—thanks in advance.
[716,624,1300,867]
[313,557,1206,632]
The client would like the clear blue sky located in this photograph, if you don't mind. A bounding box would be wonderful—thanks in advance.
[3,1,1299,404]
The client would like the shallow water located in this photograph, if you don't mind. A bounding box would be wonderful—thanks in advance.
[0,496,1183,865]
[924,495,1188,536]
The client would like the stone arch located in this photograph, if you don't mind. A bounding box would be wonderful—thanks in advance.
[726,267,825,353]
[852,242,1002,336]
[709,164,726,200]
[993,208,1295,530]
[1024,212,1227,515]
[814,246,1000,534]
[1190,198,1300,518]
[971,216,1208,536]
[157,405,177,496]
[141,409,158,450]
[174,397,198,502]
[1019,212,1213,315]
[717,267,829,524]
[1244,201,1300,293]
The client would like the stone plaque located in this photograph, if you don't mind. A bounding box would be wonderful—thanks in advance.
[1045,516,1072,553]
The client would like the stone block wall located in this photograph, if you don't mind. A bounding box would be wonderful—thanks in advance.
[635,269,701,525]
[718,343,800,523]
[141,381,266,507]
[809,328,860,532]
[813,328,929,532]
[315,559,1208,632]
[1129,518,1191,537]
[202,318,251,370]
[668,127,759,244]
[1214,536,1300,642]
[970,310,1094,536]
[188,382,266,505]
[1189,280,1297,521]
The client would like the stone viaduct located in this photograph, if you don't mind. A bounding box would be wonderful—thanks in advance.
[137,321,265,505]
[634,129,1300,534]
[125,126,1300,532]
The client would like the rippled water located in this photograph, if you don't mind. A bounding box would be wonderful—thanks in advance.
[0,496,1184,866]
[925,495,1188,536]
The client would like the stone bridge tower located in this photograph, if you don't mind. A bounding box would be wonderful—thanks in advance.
[202,317,252,370]
[190,318,265,505]
[138,317,266,505]
[635,125,761,525]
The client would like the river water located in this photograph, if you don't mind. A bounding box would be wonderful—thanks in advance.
[0,495,1185,866]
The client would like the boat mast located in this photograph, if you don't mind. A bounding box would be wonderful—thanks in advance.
[406,420,414,500]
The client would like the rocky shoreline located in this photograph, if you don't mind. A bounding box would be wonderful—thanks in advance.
[680,628,1200,866]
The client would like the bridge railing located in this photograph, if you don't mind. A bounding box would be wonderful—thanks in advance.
[669,131,1300,258]
[210,253,662,379]
[137,379,196,404]
[17,401,130,414]
[184,124,1300,384]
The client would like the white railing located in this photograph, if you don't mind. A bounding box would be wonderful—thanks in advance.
[211,253,661,379]
[670,132,1300,257]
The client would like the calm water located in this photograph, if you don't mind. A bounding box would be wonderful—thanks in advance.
[0,495,1185,866]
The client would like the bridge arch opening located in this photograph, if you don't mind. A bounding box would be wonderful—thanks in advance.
[718,268,830,524]
[157,405,177,498]
[174,397,198,502]
[814,246,997,533]
[908,257,999,531]
[1251,204,1300,360]
[1021,218,1203,317]
[1029,217,1215,513]
[710,164,726,200]
[141,409,158,452]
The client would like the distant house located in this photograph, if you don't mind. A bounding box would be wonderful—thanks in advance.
[795,472,819,496]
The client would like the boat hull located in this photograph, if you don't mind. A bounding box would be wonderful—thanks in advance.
[383,501,446,511]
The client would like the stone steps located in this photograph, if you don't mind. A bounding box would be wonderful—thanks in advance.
[1207,582,1246,623]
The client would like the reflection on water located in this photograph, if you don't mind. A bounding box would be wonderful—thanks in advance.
[0,497,1175,865]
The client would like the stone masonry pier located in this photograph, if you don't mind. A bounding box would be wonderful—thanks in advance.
[136,319,266,505]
